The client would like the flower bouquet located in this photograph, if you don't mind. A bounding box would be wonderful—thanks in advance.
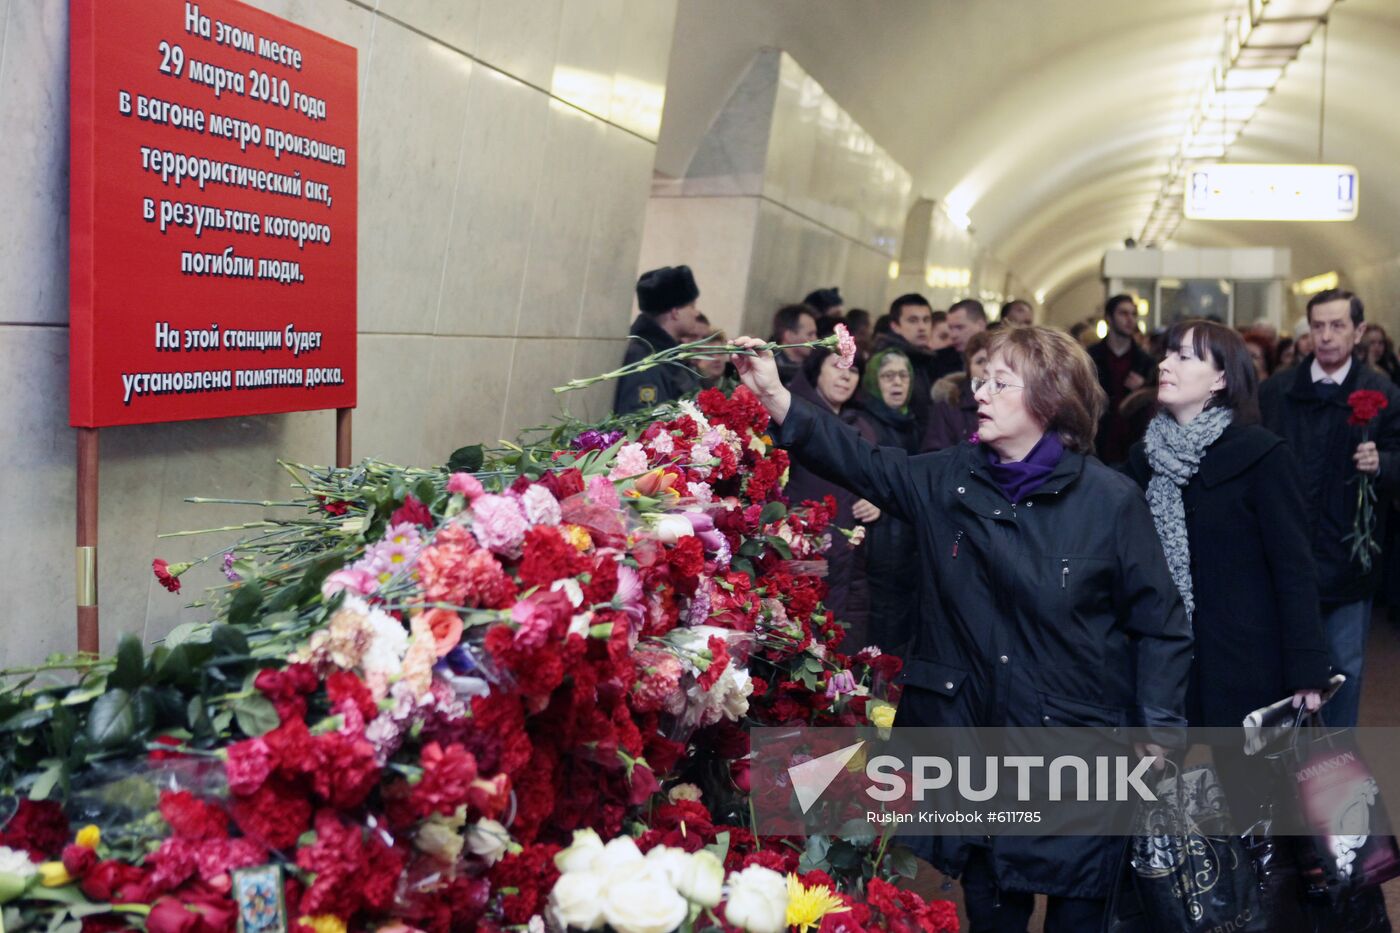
[1344,389,1389,573]
[0,384,956,933]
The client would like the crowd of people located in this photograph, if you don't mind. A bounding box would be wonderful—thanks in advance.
[615,265,1400,931]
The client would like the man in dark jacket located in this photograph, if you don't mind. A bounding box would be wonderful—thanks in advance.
[872,293,960,432]
[1088,295,1156,465]
[1260,289,1400,727]
[613,266,704,415]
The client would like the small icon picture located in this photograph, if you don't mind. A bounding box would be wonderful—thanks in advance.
[233,865,287,933]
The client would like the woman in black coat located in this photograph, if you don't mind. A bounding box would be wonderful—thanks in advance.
[785,348,872,649]
[1124,320,1330,730]
[850,349,922,656]
[733,327,1192,933]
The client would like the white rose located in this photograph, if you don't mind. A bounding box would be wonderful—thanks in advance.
[724,866,789,933]
[465,819,510,865]
[644,845,691,888]
[0,848,37,878]
[555,829,605,875]
[678,850,724,908]
[600,863,689,933]
[592,835,645,874]
[550,871,605,930]
[649,514,696,544]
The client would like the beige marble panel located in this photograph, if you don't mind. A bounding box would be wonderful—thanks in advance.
[499,337,588,439]
[638,196,760,338]
[577,127,654,340]
[550,0,623,123]
[0,326,74,665]
[0,0,67,325]
[514,101,605,338]
[435,67,550,338]
[353,333,440,464]
[376,0,480,55]
[610,0,676,141]
[418,335,517,461]
[358,21,473,335]
[474,0,564,90]
[568,337,631,424]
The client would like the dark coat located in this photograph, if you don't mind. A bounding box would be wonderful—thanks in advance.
[850,398,921,656]
[785,375,870,647]
[1087,338,1157,464]
[921,373,978,452]
[612,314,700,415]
[773,396,1192,898]
[1125,422,1331,726]
[1259,356,1400,603]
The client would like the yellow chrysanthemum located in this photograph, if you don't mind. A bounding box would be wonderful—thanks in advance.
[786,873,850,933]
[74,825,101,849]
[299,915,347,933]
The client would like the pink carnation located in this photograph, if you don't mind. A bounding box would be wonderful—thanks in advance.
[521,485,562,526]
[587,474,622,510]
[609,442,650,480]
[224,738,273,795]
[447,472,485,500]
[834,322,857,369]
[322,567,378,599]
[471,494,530,558]
[510,590,573,649]
[631,649,684,712]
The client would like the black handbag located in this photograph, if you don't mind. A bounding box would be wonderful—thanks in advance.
[1122,763,1270,933]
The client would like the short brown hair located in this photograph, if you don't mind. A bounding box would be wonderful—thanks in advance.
[984,326,1105,454]
[964,330,993,365]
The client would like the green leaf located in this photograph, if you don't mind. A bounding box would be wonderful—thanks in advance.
[58,677,107,707]
[227,585,264,627]
[803,657,825,674]
[827,839,861,871]
[703,830,731,867]
[86,689,137,748]
[765,535,793,560]
[759,501,788,524]
[163,621,208,649]
[447,444,485,473]
[886,844,920,880]
[29,761,63,800]
[232,695,280,738]
[109,636,144,691]
[210,624,250,657]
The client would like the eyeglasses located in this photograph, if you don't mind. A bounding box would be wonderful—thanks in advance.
[970,376,1024,396]
[878,371,911,383]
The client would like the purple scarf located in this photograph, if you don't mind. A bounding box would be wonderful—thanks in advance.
[984,432,1064,504]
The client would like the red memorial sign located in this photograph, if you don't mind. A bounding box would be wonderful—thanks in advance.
[70,0,357,427]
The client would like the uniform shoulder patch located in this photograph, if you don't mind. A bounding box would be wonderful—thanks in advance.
[638,385,657,405]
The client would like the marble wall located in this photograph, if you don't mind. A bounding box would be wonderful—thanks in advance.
[0,0,675,665]
[640,49,911,337]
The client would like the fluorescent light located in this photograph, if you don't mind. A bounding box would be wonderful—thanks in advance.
[1223,66,1284,89]
[1096,320,1109,340]
[1185,163,1359,221]
[1292,271,1339,295]
[1034,289,1047,304]
[1246,19,1320,47]
[887,261,900,280]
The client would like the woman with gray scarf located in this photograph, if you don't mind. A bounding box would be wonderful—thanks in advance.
[1124,320,1330,729]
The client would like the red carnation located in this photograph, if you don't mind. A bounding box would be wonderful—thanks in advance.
[224,737,273,795]
[159,790,229,840]
[411,741,479,817]
[229,777,312,850]
[518,525,580,589]
[0,799,70,860]
[326,671,379,723]
[1348,389,1389,426]
[151,558,182,594]
[698,635,730,691]
[81,860,149,903]
[390,493,436,529]
[540,467,585,501]
[320,497,351,516]
[310,732,380,809]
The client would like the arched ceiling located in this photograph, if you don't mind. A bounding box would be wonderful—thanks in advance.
[658,0,1400,304]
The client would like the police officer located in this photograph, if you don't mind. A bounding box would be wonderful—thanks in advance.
[614,266,705,414]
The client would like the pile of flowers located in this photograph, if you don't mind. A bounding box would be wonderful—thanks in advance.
[0,385,955,933]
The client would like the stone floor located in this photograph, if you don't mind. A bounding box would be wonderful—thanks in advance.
[903,610,1400,930]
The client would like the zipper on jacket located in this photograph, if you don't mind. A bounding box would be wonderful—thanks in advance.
[952,529,964,558]
[1061,559,1069,590]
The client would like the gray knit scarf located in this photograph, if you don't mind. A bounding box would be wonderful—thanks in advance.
[1144,406,1233,619]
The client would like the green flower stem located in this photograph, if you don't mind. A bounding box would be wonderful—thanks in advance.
[552,333,842,395]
